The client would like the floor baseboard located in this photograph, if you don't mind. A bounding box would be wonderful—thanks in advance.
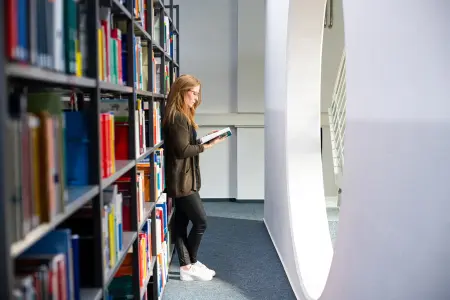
[203,198,264,203]
[202,198,335,206]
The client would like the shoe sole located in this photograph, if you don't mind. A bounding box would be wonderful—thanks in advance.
[180,275,213,281]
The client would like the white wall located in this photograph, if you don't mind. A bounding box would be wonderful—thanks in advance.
[175,0,238,113]
[322,0,450,298]
[265,0,450,299]
[321,0,345,199]
[237,1,265,113]
[175,0,265,201]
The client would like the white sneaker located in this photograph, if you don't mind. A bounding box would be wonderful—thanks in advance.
[180,265,213,281]
[194,261,216,277]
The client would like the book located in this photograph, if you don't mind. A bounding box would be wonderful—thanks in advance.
[197,127,232,145]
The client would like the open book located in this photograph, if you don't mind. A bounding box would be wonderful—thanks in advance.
[197,127,232,145]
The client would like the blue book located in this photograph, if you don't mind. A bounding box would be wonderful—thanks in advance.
[17,0,29,61]
[121,34,128,85]
[156,203,168,234]
[21,229,74,300]
[71,235,80,300]
[64,112,89,186]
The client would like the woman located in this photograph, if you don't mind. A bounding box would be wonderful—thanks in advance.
[162,74,225,281]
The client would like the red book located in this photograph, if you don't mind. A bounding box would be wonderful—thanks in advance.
[156,209,164,240]
[114,122,129,160]
[105,113,112,176]
[57,257,67,300]
[139,114,143,155]
[117,175,132,231]
[100,114,108,178]
[5,0,18,60]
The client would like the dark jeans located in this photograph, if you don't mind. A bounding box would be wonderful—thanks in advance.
[174,192,208,266]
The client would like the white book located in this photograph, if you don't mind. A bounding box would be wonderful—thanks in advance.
[197,127,232,145]
[54,0,65,72]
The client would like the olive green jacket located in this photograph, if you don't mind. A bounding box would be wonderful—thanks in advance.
[163,112,204,198]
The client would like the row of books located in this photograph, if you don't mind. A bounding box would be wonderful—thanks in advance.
[155,15,173,57]
[6,0,88,76]
[154,194,173,297]
[7,89,163,243]
[5,0,176,84]
[12,184,128,300]
[100,98,162,158]
[102,185,124,276]
[115,169,147,230]
[14,228,79,299]
[98,4,176,92]
[155,58,173,95]
[99,146,166,289]
[139,219,153,289]
[98,6,125,86]
[67,96,159,182]
[134,0,176,58]
[102,145,168,299]
[8,90,70,243]
[115,147,165,230]
[106,193,174,299]
[137,148,165,203]
[11,121,168,300]
[12,189,172,300]
[101,104,168,299]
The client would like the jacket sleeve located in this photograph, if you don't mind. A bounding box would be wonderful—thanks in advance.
[169,115,205,159]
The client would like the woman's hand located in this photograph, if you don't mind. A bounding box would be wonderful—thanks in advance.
[203,136,226,149]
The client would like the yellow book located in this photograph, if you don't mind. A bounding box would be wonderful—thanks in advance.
[98,28,104,81]
[108,205,116,266]
[75,39,83,77]
[140,237,147,280]
[76,53,82,77]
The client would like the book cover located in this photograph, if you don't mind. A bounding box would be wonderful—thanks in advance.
[197,127,232,145]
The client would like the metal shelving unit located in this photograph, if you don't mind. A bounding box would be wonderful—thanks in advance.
[0,0,179,298]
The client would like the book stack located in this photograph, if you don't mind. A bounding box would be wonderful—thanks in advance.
[5,0,89,76]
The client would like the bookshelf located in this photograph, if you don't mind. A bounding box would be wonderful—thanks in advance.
[0,0,179,299]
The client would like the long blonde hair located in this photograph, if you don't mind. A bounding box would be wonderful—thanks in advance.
[163,74,202,129]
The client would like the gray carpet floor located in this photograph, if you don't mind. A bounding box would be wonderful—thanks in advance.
[162,202,339,300]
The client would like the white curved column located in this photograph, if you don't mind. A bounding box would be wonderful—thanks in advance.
[286,0,333,298]
[265,0,332,299]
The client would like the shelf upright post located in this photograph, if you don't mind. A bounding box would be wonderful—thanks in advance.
[174,4,180,77]
[168,0,173,86]
[169,0,178,84]
[0,0,14,298]
[143,3,158,298]
[147,0,155,148]
[150,137,158,299]
[86,0,106,295]
[159,6,167,118]
[126,2,140,298]
[149,4,158,293]
[152,7,163,298]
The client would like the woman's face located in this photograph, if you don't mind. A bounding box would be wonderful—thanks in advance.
[184,85,200,109]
